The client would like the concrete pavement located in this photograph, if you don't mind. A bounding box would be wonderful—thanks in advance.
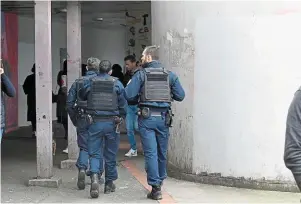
[1,125,300,203]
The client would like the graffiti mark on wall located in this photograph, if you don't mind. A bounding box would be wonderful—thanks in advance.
[129,26,135,35]
[139,27,149,34]
[125,12,151,58]
[125,11,136,19]
[128,39,135,47]
[142,14,149,26]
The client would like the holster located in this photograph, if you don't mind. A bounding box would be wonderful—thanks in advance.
[165,108,174,127]
[114,117,123,134]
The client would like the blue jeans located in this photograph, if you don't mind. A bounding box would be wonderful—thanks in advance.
[76,125,89,170]
[139,113,169,186]
[126,105,138,150]
[88,121,120,182]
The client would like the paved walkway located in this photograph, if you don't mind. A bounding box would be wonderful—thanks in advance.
[1,125,300,203]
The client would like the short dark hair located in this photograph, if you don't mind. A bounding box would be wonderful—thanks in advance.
[124,55,136,63]
[143,45,159,60]
[112,64,122,72]
[99,60,112,73]
[31,63,35,73]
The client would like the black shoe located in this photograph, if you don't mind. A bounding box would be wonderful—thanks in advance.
[147,186,162,200]
[77,169,86,190]
[104,181,116,194]
[90,174,99,198]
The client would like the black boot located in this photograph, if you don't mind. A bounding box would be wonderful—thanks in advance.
[90,174,99,198]
[77,169,86,190]
[98,174,104,185]
[104,181,116,194]
[147,185,162,200]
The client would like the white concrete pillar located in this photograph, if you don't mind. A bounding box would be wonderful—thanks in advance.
[29,0,61,187]
[152,1,299,192]
[61,1,81,169]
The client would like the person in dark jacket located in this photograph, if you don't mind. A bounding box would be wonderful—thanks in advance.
[0,61,16,143]
[23,64,58,138]
[111,64,124,83]
[57,60,68,153]
[284,87,301,191]
[23,64,36,137]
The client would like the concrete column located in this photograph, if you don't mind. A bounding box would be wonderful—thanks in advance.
[61,1,81,169]
[152,1,299,192]
[28,0,61,187]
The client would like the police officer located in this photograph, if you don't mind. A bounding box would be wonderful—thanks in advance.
[124,45,185,200]
[80,60,127,198]
[284,87,301,192]
[66,57,101,190]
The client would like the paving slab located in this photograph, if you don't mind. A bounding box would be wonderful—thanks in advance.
[1,136,154,203]
[129,156,301,203]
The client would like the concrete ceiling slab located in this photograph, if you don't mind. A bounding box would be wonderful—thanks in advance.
[1,1,151,29]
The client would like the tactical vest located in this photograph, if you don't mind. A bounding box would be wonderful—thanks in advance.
[140,68,171,103]
[75,77,87,108]
[87,76,118,111]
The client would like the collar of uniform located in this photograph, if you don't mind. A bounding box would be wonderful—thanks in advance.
[131,67,140,75]
[142,60,162,68]
[86,69,98,76]
[98,72,109,77]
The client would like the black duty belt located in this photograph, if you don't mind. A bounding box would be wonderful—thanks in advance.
[149,111,163,116]
[138,107,168,118]
[128,101,139,106]
[92,116,118,122]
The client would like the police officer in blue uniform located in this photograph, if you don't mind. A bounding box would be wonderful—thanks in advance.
[66,57,101,190]
[124,45,185,200]
[80,60,127,198]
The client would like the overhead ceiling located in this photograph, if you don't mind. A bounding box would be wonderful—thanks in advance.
[1,1,151,29]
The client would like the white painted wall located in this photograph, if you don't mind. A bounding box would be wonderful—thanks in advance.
[18,16,126,127]
[152,1,298,181]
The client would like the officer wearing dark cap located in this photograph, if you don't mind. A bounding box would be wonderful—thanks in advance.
[79,59,127,198]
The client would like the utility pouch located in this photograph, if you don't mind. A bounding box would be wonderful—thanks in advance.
[139,107,150,119]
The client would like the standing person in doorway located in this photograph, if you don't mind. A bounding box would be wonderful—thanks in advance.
[57,60,68,153]
[0,59,16,143]
[23,64,36,138]
[124,46,185,200]
[124,55,140,157]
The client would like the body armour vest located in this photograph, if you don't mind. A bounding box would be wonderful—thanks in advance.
[140,68,171,103]
[87,76,118,111]
[75,77,87,108]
